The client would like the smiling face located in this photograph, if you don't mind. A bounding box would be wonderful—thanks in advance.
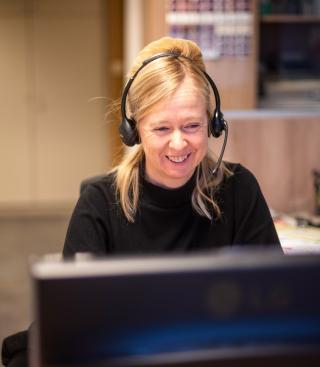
[138,77,209,189]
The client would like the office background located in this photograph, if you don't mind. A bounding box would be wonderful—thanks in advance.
[1,0,320,351]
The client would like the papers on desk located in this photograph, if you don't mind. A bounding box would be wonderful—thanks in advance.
[275,218,320,255]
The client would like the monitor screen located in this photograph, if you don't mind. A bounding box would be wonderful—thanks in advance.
[29,249,320,367]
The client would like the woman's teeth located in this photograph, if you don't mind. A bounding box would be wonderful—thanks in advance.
[167,154,189,163]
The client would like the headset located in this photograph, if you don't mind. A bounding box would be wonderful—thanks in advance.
[119,52,228,175]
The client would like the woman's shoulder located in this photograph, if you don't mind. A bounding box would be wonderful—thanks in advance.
[77,171,118,210]
[220,162,261,202]
[222,161,261,193]
[80,171,116,194]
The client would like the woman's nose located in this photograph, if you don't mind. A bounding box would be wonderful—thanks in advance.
[168,129,187,150]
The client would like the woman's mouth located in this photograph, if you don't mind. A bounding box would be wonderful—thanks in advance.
[166,153,191,163]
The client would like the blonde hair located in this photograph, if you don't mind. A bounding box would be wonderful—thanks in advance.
[112,37,231,222]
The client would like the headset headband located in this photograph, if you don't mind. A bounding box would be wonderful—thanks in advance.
[121,52,222,125]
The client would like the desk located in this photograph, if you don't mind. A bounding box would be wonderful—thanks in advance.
[274,214,320,254]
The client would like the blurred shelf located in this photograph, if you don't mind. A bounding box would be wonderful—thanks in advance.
[261,15,320,23]
[259,79,320,110]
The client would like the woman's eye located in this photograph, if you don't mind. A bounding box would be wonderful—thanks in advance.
[184,123,201,132]
[154,127,169,133]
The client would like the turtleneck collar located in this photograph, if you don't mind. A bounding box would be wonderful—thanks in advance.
[140,170,197,209]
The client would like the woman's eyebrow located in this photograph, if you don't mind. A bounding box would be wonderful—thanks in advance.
[148,116,206,128]
[149,120,170,127]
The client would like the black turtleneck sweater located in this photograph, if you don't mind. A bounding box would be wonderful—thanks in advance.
[1,164,281,367]
[63,163,280,257]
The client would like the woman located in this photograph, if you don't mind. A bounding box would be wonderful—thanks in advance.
[63,36,280,257]
[2,37,280,367]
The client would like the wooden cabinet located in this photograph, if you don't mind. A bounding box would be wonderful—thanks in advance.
[142,0,258,110]
[141,0,320,111]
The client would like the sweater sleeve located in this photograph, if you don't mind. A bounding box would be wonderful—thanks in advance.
[231,164,281,248]
[63,184,111,257]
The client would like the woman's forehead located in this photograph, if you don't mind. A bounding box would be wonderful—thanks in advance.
[132,74,210,122]
[156,78,206,106]
[140,90,207,126]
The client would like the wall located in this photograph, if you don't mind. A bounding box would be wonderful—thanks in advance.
[212,111,320,214]
[0,0,112,213]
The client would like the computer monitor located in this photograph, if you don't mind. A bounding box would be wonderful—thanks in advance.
[29,248,320,367]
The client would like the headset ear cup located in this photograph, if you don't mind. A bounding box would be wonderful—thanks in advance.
[119,118,140,146]
[209,110,225,138]
[209,117,221,138]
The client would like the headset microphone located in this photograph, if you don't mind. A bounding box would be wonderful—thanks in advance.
[119,52,228,175]
[211,119,228,176]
